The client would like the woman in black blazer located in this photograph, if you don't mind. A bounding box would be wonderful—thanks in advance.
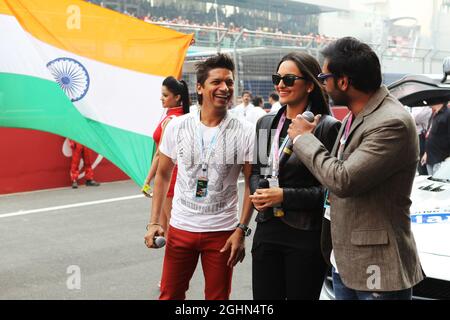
[249,52,341,300]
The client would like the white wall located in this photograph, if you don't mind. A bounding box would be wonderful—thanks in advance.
[381,58,425,74]
[381,57,448,75]
[436,11,450,51]
[386,0,434,36]
[318,11,384,43]
[318,0,449,52]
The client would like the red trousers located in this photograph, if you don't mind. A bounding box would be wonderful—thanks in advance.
[70,141,94,181]
[159,225,234,300]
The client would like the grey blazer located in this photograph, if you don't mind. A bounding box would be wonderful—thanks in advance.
[293,86,424,291]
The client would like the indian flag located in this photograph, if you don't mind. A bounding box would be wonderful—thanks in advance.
[0,0,193,185]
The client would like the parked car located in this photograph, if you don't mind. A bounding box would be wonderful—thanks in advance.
[322,61,450,300]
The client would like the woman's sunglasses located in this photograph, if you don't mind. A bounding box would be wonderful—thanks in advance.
[272,74,306,87]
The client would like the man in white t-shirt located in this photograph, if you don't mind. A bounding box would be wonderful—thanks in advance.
[232,91,267,125]
[248,95,268,124]
[269,92,282,113]
[231,90,254,119]
[144,54,255,300]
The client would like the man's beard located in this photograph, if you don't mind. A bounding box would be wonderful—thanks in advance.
[328,90,349,107]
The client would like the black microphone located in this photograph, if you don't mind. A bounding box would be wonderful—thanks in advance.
[153,236,166,248]
[258,178,270,189]
[256,178,270,213]
[259,177,284,217]
[278,111,315,169]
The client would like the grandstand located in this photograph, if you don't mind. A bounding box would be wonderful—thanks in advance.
[89,0,345,103]
[90,0,345,36]
[87,0,450,105]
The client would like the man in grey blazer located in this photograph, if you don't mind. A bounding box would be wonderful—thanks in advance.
[288,37,424,300]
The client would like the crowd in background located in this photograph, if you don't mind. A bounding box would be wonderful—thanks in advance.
[88,1,334,41]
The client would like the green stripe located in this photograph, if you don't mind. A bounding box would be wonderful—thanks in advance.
[0,72,154,185]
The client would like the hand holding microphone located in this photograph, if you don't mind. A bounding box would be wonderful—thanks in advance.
[250,179,270,212]
[280,111,316,168]
[144,223,165,249]
[299,110,316,122]
[287,110,320,140]
[153,236,166,248]
[250,178,283,213]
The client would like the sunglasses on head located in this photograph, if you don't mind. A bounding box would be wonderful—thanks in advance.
[272,74,306,87]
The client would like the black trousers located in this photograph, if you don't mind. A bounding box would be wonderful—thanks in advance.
[418,133,428,175]
[252,241,327,300]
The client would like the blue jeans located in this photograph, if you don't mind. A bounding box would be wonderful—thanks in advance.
[332,268,412,300]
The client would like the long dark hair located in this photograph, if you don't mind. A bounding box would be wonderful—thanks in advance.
[276,52,331,116]
[162,76,190,114]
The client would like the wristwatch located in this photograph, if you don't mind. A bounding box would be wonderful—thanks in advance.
[236,223,252,237]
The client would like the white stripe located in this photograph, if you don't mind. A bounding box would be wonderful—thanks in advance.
[1,180,246,218]
[0,14,53,80]
[0,14,165,137]
[0,194,144,219]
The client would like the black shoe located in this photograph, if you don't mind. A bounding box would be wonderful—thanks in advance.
[86,179,100,187]
[72,181,78,189]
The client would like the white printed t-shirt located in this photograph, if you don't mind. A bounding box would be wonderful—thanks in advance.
[231,103,266,125]
[159,111,255,232]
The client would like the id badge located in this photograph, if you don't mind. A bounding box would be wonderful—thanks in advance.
[195,176,208,198]
[324,189,330,209]
[324,207,331,221]
[267,177,279,188]
[323,189,331,221]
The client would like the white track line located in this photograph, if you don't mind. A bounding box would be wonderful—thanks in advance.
[0,180,246,219]
[0,194,144,219]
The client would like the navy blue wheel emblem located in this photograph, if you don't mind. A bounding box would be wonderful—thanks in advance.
[47,57,90,102]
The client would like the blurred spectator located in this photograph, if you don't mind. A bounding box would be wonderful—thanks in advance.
[249,95,267,122]
[421,101,450,175]
[232,90,253,112]
[69,140,100,188]
[252,95,264,108]
[269,92,282,113]
[411,106,432,175]
[231,91,253,121]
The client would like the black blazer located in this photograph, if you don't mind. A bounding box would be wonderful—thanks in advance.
[250,106,341,231]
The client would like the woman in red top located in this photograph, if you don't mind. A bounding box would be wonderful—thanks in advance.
[142,76,190,232]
